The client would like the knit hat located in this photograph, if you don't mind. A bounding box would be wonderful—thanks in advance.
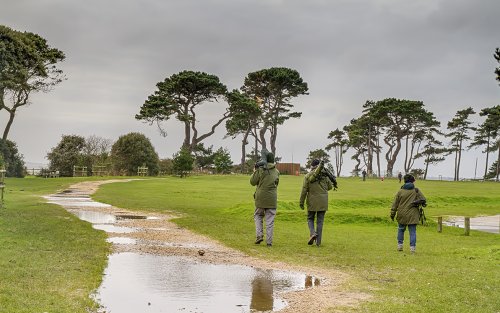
[404,174,415,183]
[266,152,275,163]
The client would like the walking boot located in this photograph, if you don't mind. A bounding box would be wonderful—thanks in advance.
[308,234,317,245]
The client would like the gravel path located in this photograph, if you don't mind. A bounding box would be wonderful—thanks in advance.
[50,180,370,312]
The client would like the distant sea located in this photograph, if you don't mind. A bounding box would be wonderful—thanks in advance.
[427,176,455,181]
[25,162,48,169]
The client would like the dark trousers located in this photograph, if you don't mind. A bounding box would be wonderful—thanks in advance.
[307,211,326,246]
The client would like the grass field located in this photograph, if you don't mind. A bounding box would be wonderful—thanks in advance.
[0,177,110,313]
[93,175,500,313]
[0,175,498,312]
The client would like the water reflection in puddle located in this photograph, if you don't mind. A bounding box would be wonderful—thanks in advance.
[97,252,315,313]
[71,210,116,224]
[44,195,111,208]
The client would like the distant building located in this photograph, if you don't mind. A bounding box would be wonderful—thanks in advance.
[276,163,300,175]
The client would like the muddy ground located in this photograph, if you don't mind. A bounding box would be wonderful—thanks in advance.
[54,180,370,312]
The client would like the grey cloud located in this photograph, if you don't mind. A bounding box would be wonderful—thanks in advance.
[1,0,499,177]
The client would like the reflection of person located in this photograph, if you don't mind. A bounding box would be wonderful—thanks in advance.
[390,174,426,253]
[251,152,280,246]
[362,169,367,181]
[398,172,403,183]
[300,159,333,246]
[305,275,321,288]
[250,276,274,311]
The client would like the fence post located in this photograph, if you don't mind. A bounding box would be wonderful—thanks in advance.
[464,217,470,236]
[437,216,443,233]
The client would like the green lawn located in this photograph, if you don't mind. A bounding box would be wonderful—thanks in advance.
[93,175,500,313]
[0,177,110,313]
[1,176,498,312]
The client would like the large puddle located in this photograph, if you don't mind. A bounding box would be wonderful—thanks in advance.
[96,252,318,313]
[45,187,318,312]
[443,215,500,234]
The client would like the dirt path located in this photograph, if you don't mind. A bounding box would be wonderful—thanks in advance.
[52,180,370,312]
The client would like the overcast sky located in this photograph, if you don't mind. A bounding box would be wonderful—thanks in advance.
[1,0,499,178]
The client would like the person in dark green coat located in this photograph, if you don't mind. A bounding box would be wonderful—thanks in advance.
[250,152,279,246]
[390,174,426,253]
[299,159,333,246]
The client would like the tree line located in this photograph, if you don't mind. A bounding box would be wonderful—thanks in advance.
[135,68,308,173]
[1,25,499,180]
[319,102,499,181]
[42,133,234,177]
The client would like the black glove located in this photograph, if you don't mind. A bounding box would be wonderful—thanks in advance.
[390,215,395,221]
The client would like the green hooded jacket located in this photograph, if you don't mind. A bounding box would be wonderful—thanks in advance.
[391,183,426,225]
[250,163,280,209]
[300,171,333,211]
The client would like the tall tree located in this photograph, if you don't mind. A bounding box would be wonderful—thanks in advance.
[82,135,113,174]
[402,110,440,173]
[136,70,228,152]
[46,135,86,177]
[494,48,500,85]
[172,148,194,178]
[325,128,348,177]
[110,133,159,176]
[225,90,261,172]
[192,143,215,171]
[343,118,367,177]
[213,147,233,174]
[493,139,500,182]
[241,67,308,155]
[364,98,433,177]
[352,106,384,177]
[485,160,500,180]
[469,106,500,178]
[493,136,500,182]
[0,25,65,140]
[305,149,330,169]
[360,101,377,176]
[446,107,476,181]
[0,139,25,177]
[414,131,447,180]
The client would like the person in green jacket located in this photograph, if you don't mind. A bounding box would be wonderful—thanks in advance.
[390,174,426,253]
[299,159,333,246]
[250,151,280,246]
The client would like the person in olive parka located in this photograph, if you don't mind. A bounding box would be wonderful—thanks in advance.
[390,174,426,253]
[250,152,280,246]
[299,159,333,246]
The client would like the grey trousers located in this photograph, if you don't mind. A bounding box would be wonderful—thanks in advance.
[308,211,326,246]
[254,207,276,245]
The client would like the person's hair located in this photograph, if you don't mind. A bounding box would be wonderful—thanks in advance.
[404,174,415,183]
